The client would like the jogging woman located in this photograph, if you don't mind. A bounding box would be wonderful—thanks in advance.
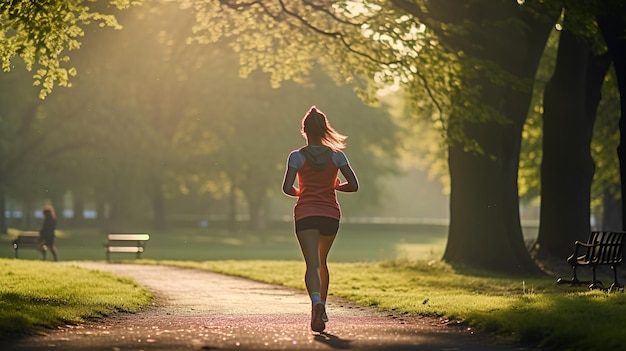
[282,106,359,333]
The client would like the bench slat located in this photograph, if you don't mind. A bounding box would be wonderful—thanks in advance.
[107,234,149,241]
[106,247,144,253]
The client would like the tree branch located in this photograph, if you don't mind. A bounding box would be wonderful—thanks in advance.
[218,0,402,65]
[214,0,444,125]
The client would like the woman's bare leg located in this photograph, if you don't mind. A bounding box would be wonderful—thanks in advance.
[296,229,327,332]
[319,234,336,302]
[296,229,322,298]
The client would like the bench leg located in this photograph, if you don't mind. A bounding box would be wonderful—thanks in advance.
[588,282,603,289]
[588,267,604,290]
[557,267,590,285]
[610,266,623,290]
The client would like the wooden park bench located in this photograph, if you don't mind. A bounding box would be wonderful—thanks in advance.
[12,232,46,260]
[557,231,625,290]
[104,233,149,261]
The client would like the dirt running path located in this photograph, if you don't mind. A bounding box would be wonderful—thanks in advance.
[4,263,536,351]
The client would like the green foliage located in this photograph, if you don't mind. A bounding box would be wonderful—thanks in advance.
[0,258,151,337]
[186,0,573,161]
[0,0,138,98]
[0,67,70,207]
[188,1,455,127]
[1,1,403,227]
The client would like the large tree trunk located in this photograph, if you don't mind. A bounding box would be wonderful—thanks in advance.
[437,1,556,274]
[598,8,626,231]
[446,124,535,272]
[535,25,611,259]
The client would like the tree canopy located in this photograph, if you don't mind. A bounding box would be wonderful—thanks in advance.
[0,0,401,233]
[0,0,139,98]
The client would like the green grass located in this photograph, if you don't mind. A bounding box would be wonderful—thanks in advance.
[0,259,152,338]
[1,224,624,350]
[139,259,626,351]
[0,223,448,262]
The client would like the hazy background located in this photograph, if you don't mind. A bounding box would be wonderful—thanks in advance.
[0,3,460,234]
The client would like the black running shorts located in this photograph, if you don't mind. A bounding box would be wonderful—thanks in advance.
[295,216,340,236]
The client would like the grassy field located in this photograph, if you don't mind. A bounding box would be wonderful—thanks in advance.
[1,224,625,350]
[0,222,449,262]
[0,259,151,337]
[143,259,626,351]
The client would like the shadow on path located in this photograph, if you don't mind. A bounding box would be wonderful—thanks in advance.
[314,332,353,349]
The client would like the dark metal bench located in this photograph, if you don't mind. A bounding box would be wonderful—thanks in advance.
[12,232,46,260]
[557,231,625,290]
[104,233,149,261]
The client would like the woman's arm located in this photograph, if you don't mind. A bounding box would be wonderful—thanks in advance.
[282,166,300,197]
[336,164,359,192]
